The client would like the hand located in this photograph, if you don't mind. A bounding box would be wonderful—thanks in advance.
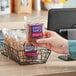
[34,30,69,55]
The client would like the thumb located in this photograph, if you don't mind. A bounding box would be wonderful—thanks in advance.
[36,38,51,44]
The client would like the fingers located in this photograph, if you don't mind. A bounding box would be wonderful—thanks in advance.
[44,30,51,37]
[44,30,55,34]
[32,42,51,49]
[36,38,51,44]
[44,30,56,38]
[44,30,51,38]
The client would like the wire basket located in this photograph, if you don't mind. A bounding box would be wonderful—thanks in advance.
[1,42,51,65]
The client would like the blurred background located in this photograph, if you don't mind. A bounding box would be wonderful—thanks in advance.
[0,0,76,15]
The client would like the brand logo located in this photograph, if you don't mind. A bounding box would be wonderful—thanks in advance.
[31,25,43,38]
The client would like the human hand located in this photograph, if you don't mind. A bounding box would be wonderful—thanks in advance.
[34,30,69,55]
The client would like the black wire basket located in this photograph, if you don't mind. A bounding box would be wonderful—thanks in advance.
[1,42,51,65]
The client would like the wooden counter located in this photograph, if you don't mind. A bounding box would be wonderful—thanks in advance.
[0,52,76,76]
[0,11,48,30]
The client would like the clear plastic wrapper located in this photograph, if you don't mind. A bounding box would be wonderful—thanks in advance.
[26,17,44,44]
[25,17,44,61]
[2,29,26,60]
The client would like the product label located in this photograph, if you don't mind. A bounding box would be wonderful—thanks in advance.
[31,24,43,38]
[25,51,37,59]
[25,44,37,52]
[25,44,37,59]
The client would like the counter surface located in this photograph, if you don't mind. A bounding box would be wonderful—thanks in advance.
[0,52,76,76]
[0,11,48,30]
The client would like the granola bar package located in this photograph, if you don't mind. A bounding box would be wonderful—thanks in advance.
[25,23,44,60]
[24,43,37,60]
[26,23,44,44]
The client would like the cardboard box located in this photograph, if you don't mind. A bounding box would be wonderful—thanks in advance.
[14,0,32,14]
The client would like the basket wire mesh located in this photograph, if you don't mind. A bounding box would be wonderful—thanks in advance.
[1,42,51,65]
